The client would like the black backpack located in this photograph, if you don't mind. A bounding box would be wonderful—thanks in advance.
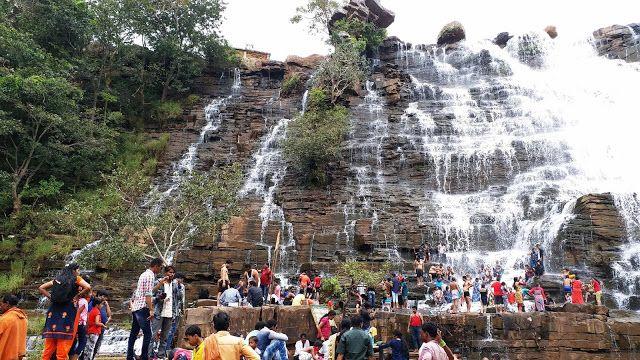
[50,278,76,304]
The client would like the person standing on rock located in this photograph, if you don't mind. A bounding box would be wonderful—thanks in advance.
[591,277,603,306]
[490,276,504,313]
[415,260,424,286]
[221,260,232,284]
[529,282,547,312]
[336,316,373,360]
[391,274,401,310]
[165,273,186,353]
[127,257,163,360]
[247,280,264,308]
[571,275,585,304]
[408,307,423,350]
[299,272,311,296]
[260,264,272,301]
[449,279,460,314]
[0,294,28,360]
[88,290,112,360]
[462,276,472,313]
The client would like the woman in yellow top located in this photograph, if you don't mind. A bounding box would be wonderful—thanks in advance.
[38,263,91,360]
[514,285,524,312]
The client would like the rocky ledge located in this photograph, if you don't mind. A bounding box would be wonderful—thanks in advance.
[593,23,640,62]
[176,304,640,359]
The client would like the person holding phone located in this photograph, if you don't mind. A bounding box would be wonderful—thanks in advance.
[150,265,177,359]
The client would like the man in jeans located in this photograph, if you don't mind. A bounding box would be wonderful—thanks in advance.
[127,258,163,360]
[257,319,289,360]
[260,264,272,301]
[150,265,177,358]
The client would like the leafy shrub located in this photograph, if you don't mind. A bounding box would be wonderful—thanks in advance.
[338,261,391,287]
[331,18,387,55]
[154,101,183,127]
[78,237,145,271]
[0,273,25,293]
[284,88,348,185]
[144,133,171,160]
[28,313,46,335]
[321,277,345,301]
[281,73,303,96]
[183,94,201,108]
[312,42,366,104]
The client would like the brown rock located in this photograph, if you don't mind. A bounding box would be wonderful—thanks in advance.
[545,25,558,39]
[437,21,466,47]
[285,54,326,69]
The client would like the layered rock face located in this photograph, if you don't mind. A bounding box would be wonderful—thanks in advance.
[593,24,640,62]
[177,304,640,359]
[329,0,395,30]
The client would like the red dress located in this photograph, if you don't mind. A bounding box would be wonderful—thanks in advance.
[572,280,584,304]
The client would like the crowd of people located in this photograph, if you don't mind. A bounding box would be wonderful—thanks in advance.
[0,240,608,360]
[409,243,604,314]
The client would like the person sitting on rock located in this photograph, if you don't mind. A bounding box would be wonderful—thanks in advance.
[257,319,288,360]
[203,312,259,360]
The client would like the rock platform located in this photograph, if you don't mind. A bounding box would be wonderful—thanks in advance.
[176,304,640,359]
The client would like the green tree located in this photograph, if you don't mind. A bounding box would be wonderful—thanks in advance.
[312,41,366,104]
[129,0,227,101]
[331,18,387,56]
[123,165,243,263]
[284,88,349,185]
[0,75,110,213]
[291,0,344,37]
[13,0,93,59]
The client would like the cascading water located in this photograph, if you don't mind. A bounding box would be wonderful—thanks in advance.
[147,96,230,212]
[240,90,299,275]
[340,80,404,262]
[392,30,640,308]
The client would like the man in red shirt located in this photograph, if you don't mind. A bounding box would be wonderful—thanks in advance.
[491,276,505,313]
[313,275,322,300]
[260,264,272,301]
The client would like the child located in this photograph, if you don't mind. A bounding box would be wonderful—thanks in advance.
[84,298,106,359]
[70,290,89,360]
[248,336,260,356]
[515,286,524,312]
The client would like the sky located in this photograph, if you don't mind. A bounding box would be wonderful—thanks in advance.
[221,0,640,60]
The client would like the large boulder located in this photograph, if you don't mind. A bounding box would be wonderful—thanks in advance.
[285,54,326,69]
[544,25,558,39]
[494,32,513,48]
[437,21,466,47]
[593,23,640,62]
[329,0,395,31]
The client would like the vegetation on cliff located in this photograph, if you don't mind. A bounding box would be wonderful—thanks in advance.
[0,0,237,286]
[284,88,349,185]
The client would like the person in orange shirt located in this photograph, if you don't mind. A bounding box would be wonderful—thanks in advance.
[299,272,311,296]
[38,263,91,360]
[0,294,28,360]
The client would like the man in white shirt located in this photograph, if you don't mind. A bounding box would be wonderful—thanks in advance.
[150,265,176,359]
[294,333,310,358]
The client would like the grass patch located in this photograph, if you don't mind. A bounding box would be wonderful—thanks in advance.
[27,313,45,336]
[0,273,25,293]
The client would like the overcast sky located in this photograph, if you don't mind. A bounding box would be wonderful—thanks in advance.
[221,1,640,60]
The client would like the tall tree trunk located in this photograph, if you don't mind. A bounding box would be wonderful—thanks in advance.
[11,179,21,215]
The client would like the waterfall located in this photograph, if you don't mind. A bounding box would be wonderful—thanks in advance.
[240,117,297,273]
[301,89,309,114]
[232,68,242,94]
[147,96,229,212]
[391,31,640,306]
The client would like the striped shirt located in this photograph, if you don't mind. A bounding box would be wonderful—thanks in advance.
[131,269,155,312]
